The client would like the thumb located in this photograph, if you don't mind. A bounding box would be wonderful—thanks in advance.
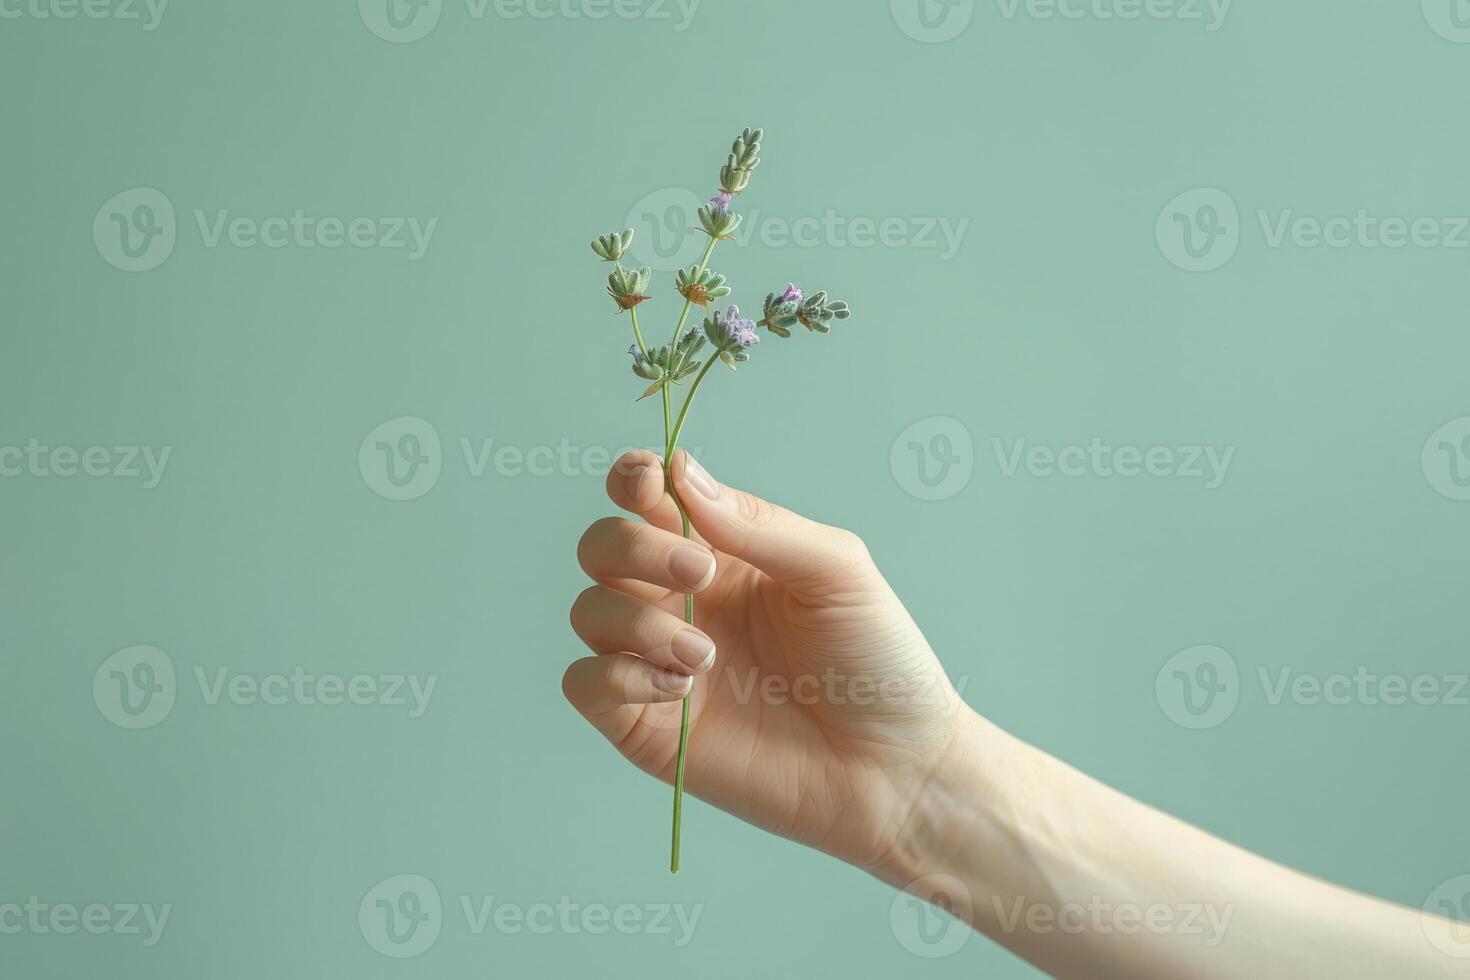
[669,451,872,593]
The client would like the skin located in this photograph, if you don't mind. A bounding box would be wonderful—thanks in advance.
[564,450,1467,979]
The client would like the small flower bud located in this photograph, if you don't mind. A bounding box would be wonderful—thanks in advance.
[591,228,635,262]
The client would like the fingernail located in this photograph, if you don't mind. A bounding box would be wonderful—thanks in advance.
[681,454,719,500]
[651,667,694,695]
[668,546,715,590]
[670,629,716,672]
[625,464,650,502]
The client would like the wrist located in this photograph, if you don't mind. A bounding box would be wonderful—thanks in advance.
[870,708,1038,899]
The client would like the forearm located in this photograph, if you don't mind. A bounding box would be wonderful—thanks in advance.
[878,710,1462,979]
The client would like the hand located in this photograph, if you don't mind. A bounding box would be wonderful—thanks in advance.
[563,449,966,872]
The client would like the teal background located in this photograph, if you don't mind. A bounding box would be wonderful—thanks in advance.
[3,1,1469,976]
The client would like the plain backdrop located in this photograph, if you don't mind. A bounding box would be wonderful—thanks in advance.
[3,1,1468,977]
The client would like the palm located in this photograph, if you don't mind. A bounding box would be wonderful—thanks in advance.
[616,545,961,869]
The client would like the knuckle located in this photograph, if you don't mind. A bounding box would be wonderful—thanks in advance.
[834,527,870,558]
[626,601,664,641]
[734,490,776,529]
[826,526,873,568]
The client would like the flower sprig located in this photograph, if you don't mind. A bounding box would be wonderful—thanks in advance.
[588,128,853,874]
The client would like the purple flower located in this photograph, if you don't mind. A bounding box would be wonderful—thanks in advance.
[720,306,760,349]
[708,191,733,213]
[778,283,803,304]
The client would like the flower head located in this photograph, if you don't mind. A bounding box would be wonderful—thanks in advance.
[675,265,731,307]
[720,306,760,348]
[778,283,803,304]
[709,191,733,213]
[606,264,652,312]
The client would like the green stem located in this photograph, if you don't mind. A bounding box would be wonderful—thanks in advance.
[629,307,650,361]
[663,352,719,875]
[668,356,718,456]
[668,236,718,352]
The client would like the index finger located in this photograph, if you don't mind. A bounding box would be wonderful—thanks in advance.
[606,449,697,539]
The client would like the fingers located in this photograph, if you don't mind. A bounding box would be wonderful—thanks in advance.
[668,450,873,593]
[606,450,686,535]
[578,516,717,595]
[570,585,717,675]
[562,654,691,741]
